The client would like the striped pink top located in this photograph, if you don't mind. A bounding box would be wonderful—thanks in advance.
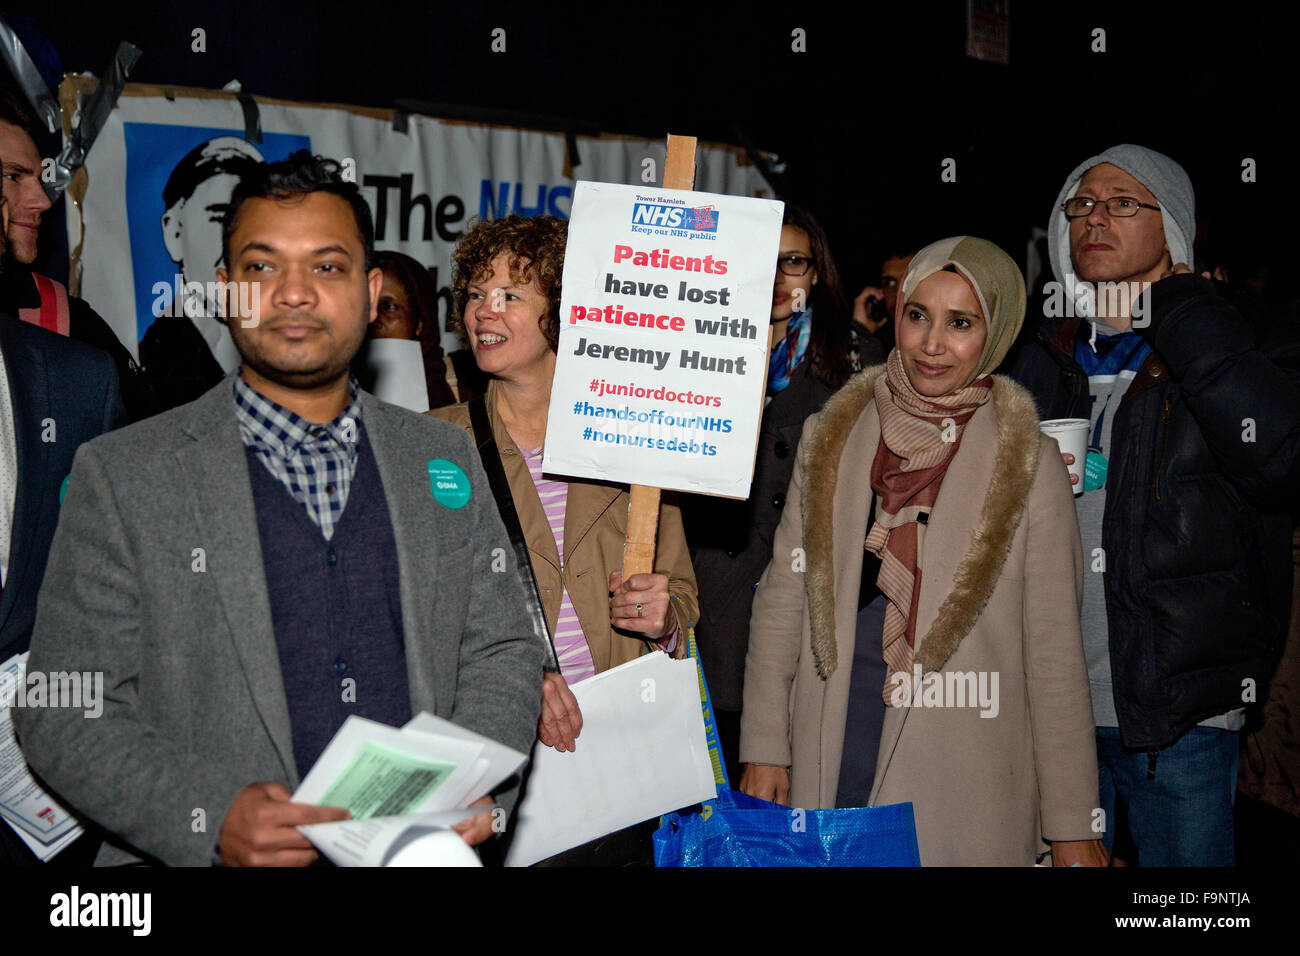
[523,447,598,684]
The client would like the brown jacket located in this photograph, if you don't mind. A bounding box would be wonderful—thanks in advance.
[429,383,698,673]
[741,366,1099,865]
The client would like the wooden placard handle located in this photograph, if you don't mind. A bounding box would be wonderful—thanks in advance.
[662,133,698,192]
[623,134,697,578]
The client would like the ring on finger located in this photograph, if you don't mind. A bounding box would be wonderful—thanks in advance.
[635,603,644,616]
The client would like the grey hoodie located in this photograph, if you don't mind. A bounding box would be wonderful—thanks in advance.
[1047,144,1196,321]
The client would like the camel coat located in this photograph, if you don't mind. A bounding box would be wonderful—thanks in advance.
[741,366,1099,865]
[430,383,698,672]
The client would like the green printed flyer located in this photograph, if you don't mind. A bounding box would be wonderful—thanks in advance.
[319,743,454,819]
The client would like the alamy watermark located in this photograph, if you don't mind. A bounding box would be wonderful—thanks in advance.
[887,665,999,718]
[1042,279,1151,327]
[0,668,103,719]
[50,886,151,935]
[150,275,262,328]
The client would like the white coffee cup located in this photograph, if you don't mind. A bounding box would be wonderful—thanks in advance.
[1039,418,1090,495]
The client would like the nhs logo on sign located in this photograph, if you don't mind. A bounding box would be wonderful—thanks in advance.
[631,203,719,233]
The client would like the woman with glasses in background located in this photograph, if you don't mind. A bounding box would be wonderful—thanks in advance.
[685,205,885,784]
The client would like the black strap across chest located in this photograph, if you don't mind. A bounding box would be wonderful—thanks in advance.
[468,397,561,673]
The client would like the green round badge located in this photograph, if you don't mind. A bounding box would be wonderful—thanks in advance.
[1084,451,1108,493]
[59,473,71,505]
[427,459,471,509]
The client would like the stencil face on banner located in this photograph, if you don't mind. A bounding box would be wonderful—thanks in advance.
[123,123,311,348]
[543,182,784,499]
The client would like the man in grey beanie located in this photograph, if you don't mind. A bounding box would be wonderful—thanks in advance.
[1008,144,1300,866]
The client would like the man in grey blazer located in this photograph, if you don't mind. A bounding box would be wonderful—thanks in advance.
[15,153,543,866]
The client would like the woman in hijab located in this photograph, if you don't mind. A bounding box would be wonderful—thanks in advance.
[738,237,1106,866]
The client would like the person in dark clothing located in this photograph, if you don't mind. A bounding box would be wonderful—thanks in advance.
[0,262,146,415]
[0,85,148,420]
[685,205,885,784]
[360,250,473,410]
[0,312,127,867]
[852,246,915,355]
[1004,143,1300,866]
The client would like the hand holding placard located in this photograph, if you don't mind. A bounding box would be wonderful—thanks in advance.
[608,569,672,638]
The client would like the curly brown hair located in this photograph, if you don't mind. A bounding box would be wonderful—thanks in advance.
[450,215,569,352]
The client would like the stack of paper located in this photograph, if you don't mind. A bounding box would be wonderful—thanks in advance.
[352,337,430,412]
[0,653,85,861]
[294,712,526,867]
[504,653,718,867]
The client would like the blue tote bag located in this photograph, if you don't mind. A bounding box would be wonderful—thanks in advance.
[654,787,921,867]
[653,620,921,867]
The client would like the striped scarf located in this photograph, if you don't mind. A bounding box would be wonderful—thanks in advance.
[866,349,992,702]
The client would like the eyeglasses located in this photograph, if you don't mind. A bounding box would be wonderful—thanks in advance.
[777,255,814,276]
[1062,196,1161,219]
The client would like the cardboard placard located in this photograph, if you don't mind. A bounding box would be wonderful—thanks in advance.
[543,181,784,499]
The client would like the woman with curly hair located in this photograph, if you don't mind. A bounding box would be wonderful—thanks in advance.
[428,217,700,802]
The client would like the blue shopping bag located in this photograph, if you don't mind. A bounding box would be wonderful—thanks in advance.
[654,787,920,867]
[657,620,921,866]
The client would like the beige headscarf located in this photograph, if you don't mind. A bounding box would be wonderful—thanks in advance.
[894,235,1027,385]
[868,236,1027,702]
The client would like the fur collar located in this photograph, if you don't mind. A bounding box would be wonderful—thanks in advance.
[801,365,1043,679]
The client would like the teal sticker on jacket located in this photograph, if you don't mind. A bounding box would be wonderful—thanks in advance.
[1084,451,1108,492]
[427,459,471,509]
[59,473,70,505]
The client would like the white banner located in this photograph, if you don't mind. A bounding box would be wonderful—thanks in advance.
[65,83,772,366]
[543,181,784,499]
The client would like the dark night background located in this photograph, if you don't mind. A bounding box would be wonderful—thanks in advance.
[7,0,1297,307]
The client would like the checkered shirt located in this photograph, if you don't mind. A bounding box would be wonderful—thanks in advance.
[232,375,364,541]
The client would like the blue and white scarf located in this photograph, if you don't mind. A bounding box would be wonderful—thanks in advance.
[768,308,812,395]
[1072,321,1151,492]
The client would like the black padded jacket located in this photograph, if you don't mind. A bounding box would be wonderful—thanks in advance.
[1005,273,1300,751]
